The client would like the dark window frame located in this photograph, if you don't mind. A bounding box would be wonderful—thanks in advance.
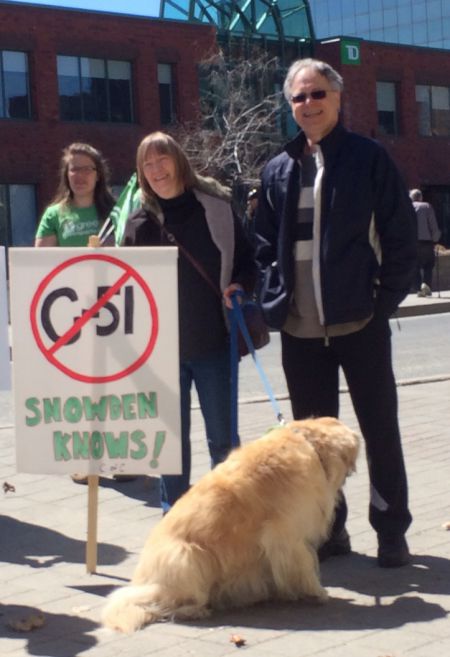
[376,80,399,136]
[0,183,37,251]
[158,62,177,125]
[0,49,31,120]
[57,54,134,123]
[416,83,450,137]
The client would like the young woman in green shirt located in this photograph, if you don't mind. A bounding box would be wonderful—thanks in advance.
[35,143,135,484]
[35,142,115,247]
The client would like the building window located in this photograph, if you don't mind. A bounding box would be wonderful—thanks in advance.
[0,50,31,119]
[416,84,450,137]
[158,63,176,125]
[376,81,398,135]
[57,55,133,123]
[0,184,37,249]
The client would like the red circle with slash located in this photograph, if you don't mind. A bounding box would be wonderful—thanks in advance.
[30,253,158,383]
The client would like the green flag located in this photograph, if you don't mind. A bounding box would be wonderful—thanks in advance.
[100,172,141,246]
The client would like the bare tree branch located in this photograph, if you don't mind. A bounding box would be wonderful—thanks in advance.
[170,49,286,210]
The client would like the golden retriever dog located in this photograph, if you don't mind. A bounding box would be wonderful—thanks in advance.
[102,417,359,633]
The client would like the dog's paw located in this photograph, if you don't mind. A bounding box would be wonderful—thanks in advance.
[305,588,329,605]
[173,605,211,621]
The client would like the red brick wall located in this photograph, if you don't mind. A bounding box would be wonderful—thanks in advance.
[315,39,450,188]
[2,3,450,228]
[0,3,216,214]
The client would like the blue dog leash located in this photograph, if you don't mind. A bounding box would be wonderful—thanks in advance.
[229,292,285,447]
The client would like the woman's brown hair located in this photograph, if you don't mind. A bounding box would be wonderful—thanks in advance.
[136,132,197,206]
[51,142,115,221]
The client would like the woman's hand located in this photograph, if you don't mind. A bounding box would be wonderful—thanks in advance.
[223,283,244,309]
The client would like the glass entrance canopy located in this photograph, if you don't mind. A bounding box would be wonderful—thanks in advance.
[159,0,315,43]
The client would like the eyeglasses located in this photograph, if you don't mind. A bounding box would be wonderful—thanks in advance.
[68,166,97,175]
[291,89,329,104]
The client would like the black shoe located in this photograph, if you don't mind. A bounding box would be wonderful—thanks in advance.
[318,528,351,562]
[377,535,411,568]
[112,474,137,482]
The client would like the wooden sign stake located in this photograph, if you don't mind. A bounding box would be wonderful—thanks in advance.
[86,234,101,574]
[86,475,100,573]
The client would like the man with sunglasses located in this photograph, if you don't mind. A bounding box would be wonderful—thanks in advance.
[255,58,417,568]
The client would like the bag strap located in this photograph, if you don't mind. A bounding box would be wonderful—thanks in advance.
[152,217,285,439]
[157,220,223,298]
[153,215,243,446]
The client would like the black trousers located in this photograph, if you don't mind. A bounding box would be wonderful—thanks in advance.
[281,316,412,540]
[416,241,435,289]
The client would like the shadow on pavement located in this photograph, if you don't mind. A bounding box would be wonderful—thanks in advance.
[321,551,450,597]
[97,474,160,507]
[135,552,449,633]
[74,555,449,635]
[0,603,98,655]
[0,515,128,567]
[183,593,446,633]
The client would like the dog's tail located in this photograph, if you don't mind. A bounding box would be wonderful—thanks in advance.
[102,583,167,633]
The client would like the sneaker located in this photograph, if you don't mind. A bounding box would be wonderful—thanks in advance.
[318,527,351,562]
[377,535,411,568]
[420,283,432,297]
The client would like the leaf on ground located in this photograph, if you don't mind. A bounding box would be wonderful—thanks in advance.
[7,612,45,632]
[230,633,246,647]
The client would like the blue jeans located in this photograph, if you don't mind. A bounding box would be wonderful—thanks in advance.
[160,348,233,513]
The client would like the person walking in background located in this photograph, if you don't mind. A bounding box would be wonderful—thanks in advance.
[255,58,417,568]
[409,189,441,297]
[35,142,115,247]
[122,131,256,514]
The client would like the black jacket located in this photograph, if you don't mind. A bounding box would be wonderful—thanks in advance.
[255,123,417,329]
[123,188,256,361]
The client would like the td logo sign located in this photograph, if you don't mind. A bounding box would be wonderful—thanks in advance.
[341,39,361,65]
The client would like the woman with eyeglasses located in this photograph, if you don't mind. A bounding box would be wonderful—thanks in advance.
[35,142,115,247]
[35,142,125,485]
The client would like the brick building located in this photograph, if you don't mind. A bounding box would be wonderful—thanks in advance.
[1,1,450,249]
[315,37,450,246]
[0,1,216,247]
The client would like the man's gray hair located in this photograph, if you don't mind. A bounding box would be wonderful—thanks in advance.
[409,189,422,201]
[283,58,344,102]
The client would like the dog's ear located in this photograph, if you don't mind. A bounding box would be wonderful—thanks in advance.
[289,418,359,483]
[336,436,359,476]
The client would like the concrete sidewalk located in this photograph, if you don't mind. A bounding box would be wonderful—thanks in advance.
[397,288,450,317]
[1,369,450,657]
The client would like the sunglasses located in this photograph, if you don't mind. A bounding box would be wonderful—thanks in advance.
[291,89,329,104]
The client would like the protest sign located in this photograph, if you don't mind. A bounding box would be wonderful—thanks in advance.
[9,247,181,476]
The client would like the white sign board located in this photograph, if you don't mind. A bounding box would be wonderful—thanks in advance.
[0,246,11,390]
[9,247,181,475]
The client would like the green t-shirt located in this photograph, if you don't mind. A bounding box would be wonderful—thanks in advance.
[35,203,101,246]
